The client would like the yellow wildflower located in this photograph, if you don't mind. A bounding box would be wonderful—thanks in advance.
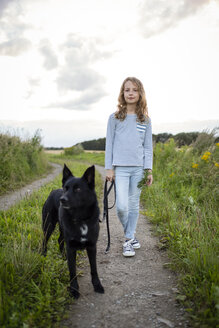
[201,154,208,161]
[201,151,211,161]
[215,163,219,168]
[192,163,199,168]
[216,143,219,147]
[169,172,174,177]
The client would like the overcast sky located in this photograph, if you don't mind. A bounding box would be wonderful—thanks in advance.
[0,0,218,147]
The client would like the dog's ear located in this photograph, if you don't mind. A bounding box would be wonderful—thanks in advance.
[82,165,95,189]
[62,164,74,187]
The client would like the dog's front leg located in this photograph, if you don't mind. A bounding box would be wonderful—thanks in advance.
[58,226,66,259]
[66,246,80,299]
[41,221,56,256]
[86,245,104,294]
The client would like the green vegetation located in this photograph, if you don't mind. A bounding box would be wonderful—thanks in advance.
[0,131,50,195]
[153,131,200,146]
[0,159,103,328]
[64,144,84,156]
[72,131,219,151]
[78,137,106,151]
[48,151,105,167]
[140,137,219,327]
[1,131,218,327]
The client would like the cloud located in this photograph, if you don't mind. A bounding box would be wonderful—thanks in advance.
[0,38,32,56]
[28,77,41,87]
[25,77,41,98]
[57,68,105,92]
[63,34,112,66]
[39,39,58,70]
[47,88,107,110]
[0,0,14,17]
[50,33,110,109]
[0,1,32,55]
[138,0,210,38]
[0,0,31,37]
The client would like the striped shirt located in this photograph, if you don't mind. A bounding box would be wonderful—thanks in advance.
[105,113,153,170]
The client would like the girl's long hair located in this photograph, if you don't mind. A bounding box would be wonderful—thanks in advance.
[115,77,149,122]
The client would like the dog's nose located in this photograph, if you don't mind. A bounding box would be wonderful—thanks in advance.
[60,196,68,204]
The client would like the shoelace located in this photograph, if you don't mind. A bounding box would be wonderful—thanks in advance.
[124,243,134,252]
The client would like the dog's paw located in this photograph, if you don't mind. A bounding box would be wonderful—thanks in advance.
[94,283,104,294]
[67,286,80,299]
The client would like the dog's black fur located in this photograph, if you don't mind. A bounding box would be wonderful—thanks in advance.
[42,164,104,299]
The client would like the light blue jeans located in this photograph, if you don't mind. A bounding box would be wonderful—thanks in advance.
[115,166,144,240]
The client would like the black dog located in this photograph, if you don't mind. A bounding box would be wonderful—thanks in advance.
[42,164,104,299]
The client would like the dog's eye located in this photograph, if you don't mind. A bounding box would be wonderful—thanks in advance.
[63,186,69,192]
[74,187,81,192]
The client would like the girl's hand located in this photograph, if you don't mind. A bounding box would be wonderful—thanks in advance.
[106,169,115,182]
[146,174,153,186]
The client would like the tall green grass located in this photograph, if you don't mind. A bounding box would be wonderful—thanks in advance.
[0,131,50,195]
[48,151,105,167]
[0,160,103,328]
[141,138,219,327]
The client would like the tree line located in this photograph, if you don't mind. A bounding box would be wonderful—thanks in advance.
[76,131,218,151]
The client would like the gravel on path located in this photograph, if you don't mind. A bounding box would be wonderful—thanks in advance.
[0,163,62,211]
[61,165,190,328]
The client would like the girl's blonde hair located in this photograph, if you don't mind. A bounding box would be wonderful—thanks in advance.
[115,77,149,122]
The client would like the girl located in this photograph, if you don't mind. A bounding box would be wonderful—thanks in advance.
[105,77,153,257]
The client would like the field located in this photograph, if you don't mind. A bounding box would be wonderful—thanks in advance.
[0,132,218,327]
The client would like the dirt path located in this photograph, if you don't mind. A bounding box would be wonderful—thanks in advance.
[61,165,190,328]
[0,163,62,211]
[0,163,190,327]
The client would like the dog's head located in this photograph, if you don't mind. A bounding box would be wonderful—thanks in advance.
[60,164,96,209]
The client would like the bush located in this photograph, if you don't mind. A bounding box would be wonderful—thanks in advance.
[174,132,199,147]
[192,128,218,155]
[0,130,49,194]
[64,144,84,156]
[140,137,219,327]
[80,138,106,151]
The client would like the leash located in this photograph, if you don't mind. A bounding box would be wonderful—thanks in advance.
[102,179,116,253]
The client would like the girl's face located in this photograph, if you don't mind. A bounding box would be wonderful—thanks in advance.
[123,80,140,105]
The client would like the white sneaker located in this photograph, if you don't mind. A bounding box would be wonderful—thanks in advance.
[123,240,135,257]
[130,237,141,249]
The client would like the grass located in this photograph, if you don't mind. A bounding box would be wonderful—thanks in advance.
[0,132,50,195]
[0,159,103,328]
[1,142,218,327]
[48,151,105,167]
[51,149,219,325]
[140,138,219,327]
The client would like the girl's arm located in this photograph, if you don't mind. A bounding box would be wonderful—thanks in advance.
[143,119,153,186]
[143,118,153,170]
[105,114,116,179]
